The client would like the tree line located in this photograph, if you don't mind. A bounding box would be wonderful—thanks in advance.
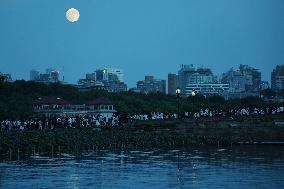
[0,80,282,120]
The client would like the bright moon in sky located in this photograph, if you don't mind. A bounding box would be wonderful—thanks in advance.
[66,8,80,22]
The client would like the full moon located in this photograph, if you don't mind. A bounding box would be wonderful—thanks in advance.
[66,8,80,22]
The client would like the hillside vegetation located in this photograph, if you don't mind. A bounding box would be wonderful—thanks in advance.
[0,80,280,120]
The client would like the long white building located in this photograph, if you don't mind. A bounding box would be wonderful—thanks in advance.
[185,83,229,96]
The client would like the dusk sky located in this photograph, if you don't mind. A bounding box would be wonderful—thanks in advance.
[0,0,284,87]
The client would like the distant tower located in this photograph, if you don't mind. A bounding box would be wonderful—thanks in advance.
[95,69,107,81]
[105,68,124,82]
[137,75,166,94]
[30,69,40,81]
[86,72,96,81]
[50,70,60,83]
[271,65,284,91]
[178,64,214,95]
[168,73,179,95]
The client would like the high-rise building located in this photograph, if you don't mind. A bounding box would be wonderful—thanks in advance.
[29,68,60,83]
[86,73,96,81]
[79,68,127,92]
[105,68,124,82]
[103,80,127,92]
[78,72,104,91]
[30,69,40,81]
[271,65,284,91]
[103,72,127,92]
[136,76,166,94]
[95,69,108,81]
[49,70,60,83]
[239,64,261,92]
[178,64,215,95]
[108,73,119,82]
[260,81,270,90]
[222,65,261,94]
[221,68,246,93]
[168,73,179,95]
[78,79,105,91]
[39,73,50,81]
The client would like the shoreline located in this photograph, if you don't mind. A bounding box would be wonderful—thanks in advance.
[1,115,284,160]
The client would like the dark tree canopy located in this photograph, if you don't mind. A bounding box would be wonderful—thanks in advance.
[0,80,279,120]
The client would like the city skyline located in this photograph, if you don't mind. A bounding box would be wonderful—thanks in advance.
[1,2,284,188]
[1,0,284,87]
[1,64,281,85]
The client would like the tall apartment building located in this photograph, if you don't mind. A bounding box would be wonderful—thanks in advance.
[178,64,216,96]
[30,68,60,83]
[221,68,246,93]
[86,72,96,81]
[271,65,284,91]
[78,72,105,91]
[104,68,124,82]
[168,73,179,95]
[30,69,40,81]
[95,69,108,81]
[260,81,270,90]
[136,76,166,94]
[78,68,127,92]
[222,65,261,93]
[239,64,261,92]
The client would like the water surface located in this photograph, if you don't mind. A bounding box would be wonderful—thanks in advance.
[0,146,283,189]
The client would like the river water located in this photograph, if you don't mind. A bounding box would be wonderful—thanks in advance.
[0,146,283,189]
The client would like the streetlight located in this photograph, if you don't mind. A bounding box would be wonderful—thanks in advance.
[191,90,196,98]
[176,88,181,98]
[191,90,196,117]
[176,88,181,119]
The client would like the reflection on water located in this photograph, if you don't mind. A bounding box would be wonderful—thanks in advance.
[0,146,283,189]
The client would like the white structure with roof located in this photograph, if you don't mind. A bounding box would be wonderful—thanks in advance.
[33,96,116,120]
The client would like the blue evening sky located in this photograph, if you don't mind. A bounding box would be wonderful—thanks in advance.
[0,0,284,87]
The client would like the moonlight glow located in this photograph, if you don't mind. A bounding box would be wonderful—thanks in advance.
[66,8,80,22]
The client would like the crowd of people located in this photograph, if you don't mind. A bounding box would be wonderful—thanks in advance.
[1,115,120,131]
[129,106,284,121]
[1,106,283,131]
